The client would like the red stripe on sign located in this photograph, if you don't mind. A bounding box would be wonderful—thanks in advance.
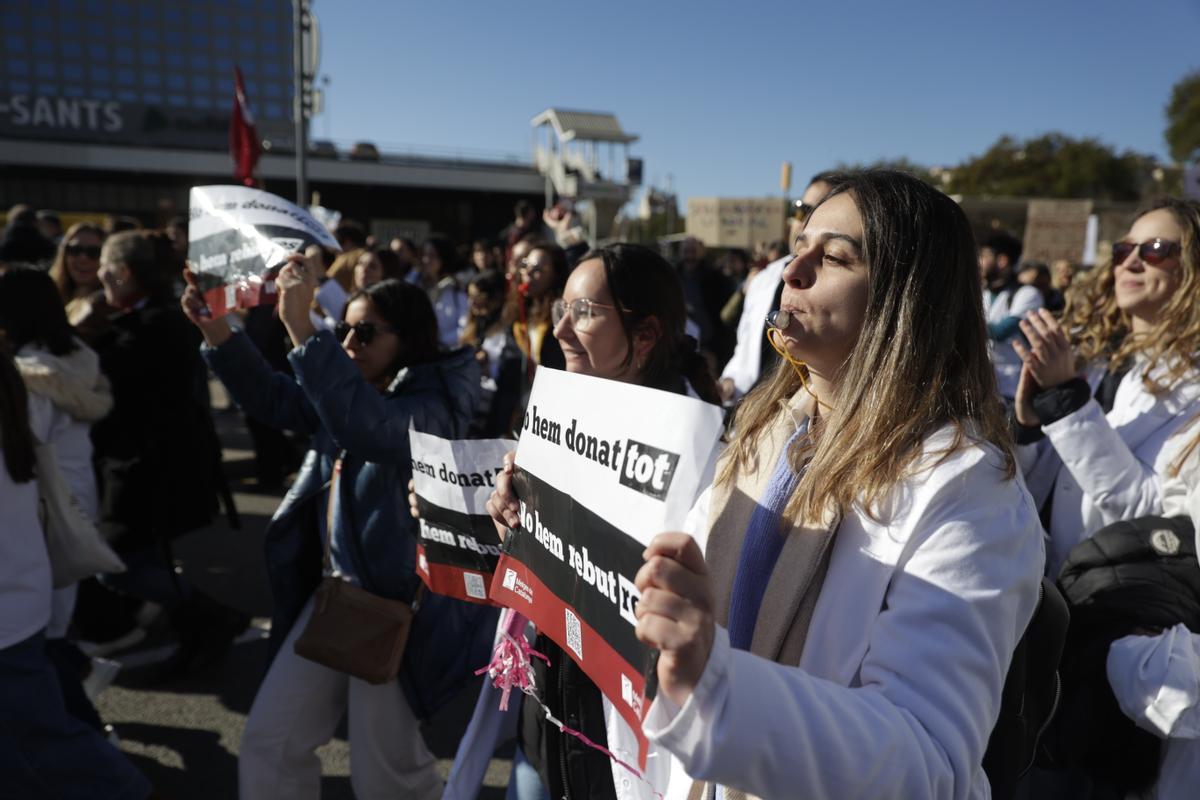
[490,553,651,770]
[415,544,499,606]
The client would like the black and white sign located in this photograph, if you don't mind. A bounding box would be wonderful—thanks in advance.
[187,185,339,318]
[409,430,513,604]
[489,367,723,767]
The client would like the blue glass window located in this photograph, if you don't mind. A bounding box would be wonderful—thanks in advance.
[191,32,209,48]
[92,87,112,99]
[36,84,57,95]
[265,102,284,120]
[195,95,213,109]
[115,46,134,63]
[31,16,52,33]
[192,76,211,91]
[238,38,255,53]
[214,34,232,50]
[140,50,160,65]
[116,67,135,85]
[144,92,162,104]
[214,56,233,74]
[91,66,110,81]
[167,93,188,107]
[165,52,184,68]
[142,73,161,87]
[34,39,54,56]
[264,83,282,98]
[112,26,134,41]
[7,58,28,76]
[140,27,159,43]
[62,63,84,80]
[164,30,183,46]
[8,80,31,93]
[163,8,182,23]
[117,89,137,102]
[35,62,55,79]
[88,42,107,59]
[60,19,81,36]
[193,53,210,69]
[3,35,23,52]
[189,11,208,28]
[111,1,132,17]
[64,85,84,97]
[166,74,185,90]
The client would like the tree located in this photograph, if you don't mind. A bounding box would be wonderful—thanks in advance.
[1165,71,1200,164]
[943,133,1151,202]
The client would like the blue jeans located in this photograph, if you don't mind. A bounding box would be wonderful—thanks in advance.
[0,630,150,800]
[506,744,550,800]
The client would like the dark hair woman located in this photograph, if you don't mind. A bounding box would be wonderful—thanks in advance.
[462,270,524,437]
[353,247,407,290]
[89,230,234,673]
[422,235,470,349]
[508,241,570,374]
[441,242,721,800]
[0,350,151,799]
[632,171,1042,799]
[183,258,495,800]
[0,267,113,730]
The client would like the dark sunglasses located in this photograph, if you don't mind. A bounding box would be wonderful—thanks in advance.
[793,201,815,221]
[334,320,394,345]
[1112,238,1180,266]
[65,244,102,259]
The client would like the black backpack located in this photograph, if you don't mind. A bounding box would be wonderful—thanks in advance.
[982,576,1070,799]
[1036,515,1200,795]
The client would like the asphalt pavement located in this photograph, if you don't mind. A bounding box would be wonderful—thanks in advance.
[93,387,512,799]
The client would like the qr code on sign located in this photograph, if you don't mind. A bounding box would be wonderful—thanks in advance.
[564,608,583,659]
[463,572,487,600]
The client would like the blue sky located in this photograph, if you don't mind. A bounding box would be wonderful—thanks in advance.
[314,0,1200,203]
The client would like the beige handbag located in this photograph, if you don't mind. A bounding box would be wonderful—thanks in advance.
[292,455,423,684]
[36,441,125,588]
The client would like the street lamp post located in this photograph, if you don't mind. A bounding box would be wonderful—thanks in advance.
[292,0,311,206]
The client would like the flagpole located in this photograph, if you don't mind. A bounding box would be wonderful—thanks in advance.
[292,0,309,206]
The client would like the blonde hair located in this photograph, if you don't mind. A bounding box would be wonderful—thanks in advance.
[1063,198,1200,396]
[48,222,105,302]
[720,171,1014,525]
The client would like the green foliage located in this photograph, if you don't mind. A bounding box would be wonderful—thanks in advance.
[943,133,1151,201]
[1165,71,1200,164]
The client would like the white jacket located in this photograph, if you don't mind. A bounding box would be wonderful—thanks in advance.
[15,341,112,523]
[1102,477,1200,800]
[643,428,1045,799]
[1020,361,1200,575]
[719,257,788,399]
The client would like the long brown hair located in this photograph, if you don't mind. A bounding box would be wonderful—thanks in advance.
[1062,197,1200,396]
[48,222,105,302]
[721,170,1014,524]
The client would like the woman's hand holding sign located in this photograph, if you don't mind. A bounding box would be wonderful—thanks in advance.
[635,532,715,707]
[180,266,234,347]
[277,254,319,349]
[485,451,521,541]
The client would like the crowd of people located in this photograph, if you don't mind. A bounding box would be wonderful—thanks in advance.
[1,171,1199,800]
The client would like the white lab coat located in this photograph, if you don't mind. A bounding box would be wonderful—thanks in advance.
[985,284,1044,400]
[642,426,1045,800]
[719,257,788,399]
[1020,361,1200,576]
[1102,477,1200,800]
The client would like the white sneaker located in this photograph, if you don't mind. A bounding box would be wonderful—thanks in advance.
[77,627,146,658]
[83,657,122,703]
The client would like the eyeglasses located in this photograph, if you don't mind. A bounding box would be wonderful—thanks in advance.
[1112,238,1181,266]
[551,297,620,331]
[65,244,102,259]
[519,258,546,276]
[334,320,395,345]
[793,201,816,221]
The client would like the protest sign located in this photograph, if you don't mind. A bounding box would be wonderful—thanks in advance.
[1022,198,1093,265]
[187,185,340,318]
[409,430,512,604]
[489,367,723,767]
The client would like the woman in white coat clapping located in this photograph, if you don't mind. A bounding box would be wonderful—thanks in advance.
[634,170,1045,799]
[1012,198,1200,575]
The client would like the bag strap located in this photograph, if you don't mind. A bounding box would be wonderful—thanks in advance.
[321,450,346,576]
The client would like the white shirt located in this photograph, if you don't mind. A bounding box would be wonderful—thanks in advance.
[985,283,1044,399]
[0,392,53,650]
[431,277,469,349]
[720,257,789,399]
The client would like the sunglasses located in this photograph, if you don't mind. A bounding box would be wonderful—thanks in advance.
[1112,238,1180,266]
[334,320,395,345]
[793,201,816,221]
[65,244,102,259]
[551,297,619,331]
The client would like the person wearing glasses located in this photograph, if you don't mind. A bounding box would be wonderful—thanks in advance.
[182,262,493,800]
[47,222,107,331]
[1013,198,1200,576]
[717,171,847,404]
[510,241,569,373]
[438,243,720,800]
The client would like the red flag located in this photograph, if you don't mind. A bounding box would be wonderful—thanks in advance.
[230,66,261,187]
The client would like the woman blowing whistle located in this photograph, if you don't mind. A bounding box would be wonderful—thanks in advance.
[634,170,1045,800]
